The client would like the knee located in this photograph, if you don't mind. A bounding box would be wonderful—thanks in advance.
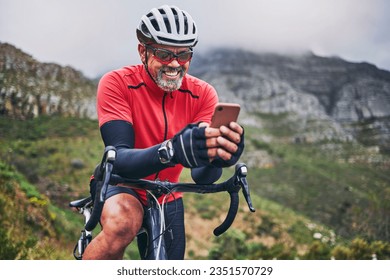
[102,213,143,247]
[100,196,144,245]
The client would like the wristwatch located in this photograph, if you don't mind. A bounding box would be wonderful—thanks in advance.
[158,139,175,164]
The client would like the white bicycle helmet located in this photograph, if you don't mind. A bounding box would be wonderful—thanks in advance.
[136,5,198,47]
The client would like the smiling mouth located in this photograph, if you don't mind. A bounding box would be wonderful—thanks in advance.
[161,66,183,78]
[156,67,184,91]
[164,69,180,77]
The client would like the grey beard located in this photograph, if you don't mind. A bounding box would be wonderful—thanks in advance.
[156,66,185,92]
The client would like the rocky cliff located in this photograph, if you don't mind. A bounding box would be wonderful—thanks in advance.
[1,42,389,151]
[190,49,390,150]
[0,42,96,120]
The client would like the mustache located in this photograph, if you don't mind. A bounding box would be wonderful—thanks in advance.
[160,65,184,73]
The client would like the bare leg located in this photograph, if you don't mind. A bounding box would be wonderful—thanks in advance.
[83,193,144,260]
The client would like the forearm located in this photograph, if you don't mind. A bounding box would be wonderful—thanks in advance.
[114,145,168,178]
[100,120,167,179]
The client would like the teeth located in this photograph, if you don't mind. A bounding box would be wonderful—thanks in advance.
[164,70,178,77]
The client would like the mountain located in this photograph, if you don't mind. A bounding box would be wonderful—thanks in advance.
[0,42,97,120]
[2,42,389,152]
[190,48,390,152]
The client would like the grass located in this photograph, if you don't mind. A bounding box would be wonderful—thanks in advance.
[0,161,80,259]
[0,115,389,259]
[243,137,390,241]
[0,116,101,259]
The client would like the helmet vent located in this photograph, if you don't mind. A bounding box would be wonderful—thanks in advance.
[150,17,160,32]
[164,18,172,34]
[183,12,189,34]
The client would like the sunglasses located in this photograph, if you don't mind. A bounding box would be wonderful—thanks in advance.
[145,45,193,65]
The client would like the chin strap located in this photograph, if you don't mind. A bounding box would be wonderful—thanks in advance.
[143,44,159,86]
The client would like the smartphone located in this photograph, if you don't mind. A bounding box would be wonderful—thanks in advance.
[210,103,241,128]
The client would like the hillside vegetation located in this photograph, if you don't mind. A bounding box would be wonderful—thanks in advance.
[0,116,101,259]
[0,116,389,260]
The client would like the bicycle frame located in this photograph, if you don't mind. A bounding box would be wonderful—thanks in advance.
[69,146,255,260]
[69,196,93,260]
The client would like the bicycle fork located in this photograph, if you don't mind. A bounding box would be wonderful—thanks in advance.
[73,206,93,260]
[139,195,168,260]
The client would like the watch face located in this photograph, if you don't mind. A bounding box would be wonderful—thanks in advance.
[167,141,174,157]
[159,140,174,164]
[160,149,168,159]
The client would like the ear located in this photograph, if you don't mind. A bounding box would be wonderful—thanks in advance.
[138,44,146,64]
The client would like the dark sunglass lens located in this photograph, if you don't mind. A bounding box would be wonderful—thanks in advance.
[155,49,173,61]
[177,51,192,62]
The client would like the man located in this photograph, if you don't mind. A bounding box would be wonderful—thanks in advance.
[83,5,244,260]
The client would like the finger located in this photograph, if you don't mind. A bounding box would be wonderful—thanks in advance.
[229,122,244,135]
[206,137,219,148]
[198,122,209,128]
[217,148,232,161]
[207,147,219,159]
[219,126,241,144]
[216,136,238,154]
[205,127,222,138]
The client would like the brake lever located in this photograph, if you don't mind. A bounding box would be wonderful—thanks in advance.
[99,146,117,174]
[235,163,256,212]
[99,146,117,203]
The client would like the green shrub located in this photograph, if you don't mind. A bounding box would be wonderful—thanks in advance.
[209,229,248,260]
[0,227,26,259]
[331,238,390,260]
[288,220,313,244]
[304,241,332,260]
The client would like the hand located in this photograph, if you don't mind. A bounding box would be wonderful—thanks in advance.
[171,124,211,168]
[198,122,221,161]
[206,122,245,167]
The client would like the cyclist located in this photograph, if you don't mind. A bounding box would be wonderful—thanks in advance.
[83,5,244,260]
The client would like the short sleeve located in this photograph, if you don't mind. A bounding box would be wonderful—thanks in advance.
[96,71,133,127]
[192,83,219,124]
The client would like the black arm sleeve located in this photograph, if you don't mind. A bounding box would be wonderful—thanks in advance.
[100,120,169,179]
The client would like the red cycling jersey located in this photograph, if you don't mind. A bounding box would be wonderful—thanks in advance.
[97,64,218,203]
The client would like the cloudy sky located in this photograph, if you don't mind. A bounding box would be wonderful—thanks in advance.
[1,0,389,78]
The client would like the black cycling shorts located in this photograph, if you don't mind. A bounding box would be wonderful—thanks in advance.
[137,197,185,260]
[90,181,140,202]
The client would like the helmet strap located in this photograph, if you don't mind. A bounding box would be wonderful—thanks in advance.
[142,45,159,86]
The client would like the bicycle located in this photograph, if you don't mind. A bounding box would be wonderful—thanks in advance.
[69,146,256,260]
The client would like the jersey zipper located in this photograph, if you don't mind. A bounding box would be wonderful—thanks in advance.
[154,92,169,180]
[162,92,169,141]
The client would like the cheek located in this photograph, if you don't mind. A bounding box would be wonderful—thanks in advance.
[147,61,160,77]
[181,61,190,72]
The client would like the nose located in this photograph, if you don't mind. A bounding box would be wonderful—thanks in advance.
[168,58,181,67]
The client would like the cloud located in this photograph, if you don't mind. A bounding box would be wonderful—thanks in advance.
[192,0,388,54]
[1,0,389,78]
